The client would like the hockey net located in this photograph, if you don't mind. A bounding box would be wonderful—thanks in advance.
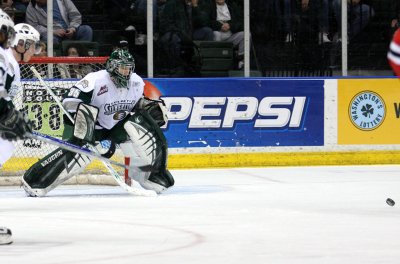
[0,56,128,186]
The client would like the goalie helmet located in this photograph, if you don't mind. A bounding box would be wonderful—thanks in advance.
[11,23,41,54]
[0,9,15,49]
[106,49,135,88]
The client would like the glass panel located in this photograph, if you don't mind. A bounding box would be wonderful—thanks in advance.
[250,0,397,77]
[47,0,398,77]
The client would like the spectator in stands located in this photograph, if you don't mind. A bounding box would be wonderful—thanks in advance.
[283,0,331,44]
[14,0,29,12]
[58,43,92,79]
[1,0,13,10]
[2,0,26,23]
[104,0,157,34]
[1,0,17,22]
[206,0,246,68]
[35,41,47,57]
[112,37,130,52]
[133,0,158,27]
[105,0,139,31]
[158,0,213,75]
[317,0,332,44]
[332,0,374,41]
[282,0,294,42]
[390,0,399,30]
[65,42,89,57]
[364,0,400,40]
[25,0,93,44]
[250,0,279,42]
[2,6,16,21]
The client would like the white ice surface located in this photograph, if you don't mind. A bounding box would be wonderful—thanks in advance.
[0,165,400,264]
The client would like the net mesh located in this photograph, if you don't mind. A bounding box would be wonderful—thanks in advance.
[0,57,126,181]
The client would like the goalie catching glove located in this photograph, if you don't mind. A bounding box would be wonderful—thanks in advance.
[135,97,168,127]
[0,98,32,141]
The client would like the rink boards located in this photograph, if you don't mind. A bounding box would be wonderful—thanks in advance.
[2,77,400,173]
[163,77,400,167]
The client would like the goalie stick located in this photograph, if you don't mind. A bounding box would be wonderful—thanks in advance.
[26,131,152,172]
[29,66,157,197]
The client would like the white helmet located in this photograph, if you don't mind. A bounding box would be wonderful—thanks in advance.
[0,9,15,49]
[12,23,41,54]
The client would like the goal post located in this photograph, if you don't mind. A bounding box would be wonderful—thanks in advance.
[0,56,129,186]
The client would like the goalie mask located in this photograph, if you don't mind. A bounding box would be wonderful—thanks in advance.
[106,49,135,88]
[0,9,15,49]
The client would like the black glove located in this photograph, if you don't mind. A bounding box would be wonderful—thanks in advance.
[140,97,168,127]
[0,100,32,141]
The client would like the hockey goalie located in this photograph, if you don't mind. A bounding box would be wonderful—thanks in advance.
[22,49,174,197]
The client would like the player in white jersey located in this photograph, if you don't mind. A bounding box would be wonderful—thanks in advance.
[0,10,33,245]
[22,49,174,197]
[6,23,41,97]
[1,23,41,168]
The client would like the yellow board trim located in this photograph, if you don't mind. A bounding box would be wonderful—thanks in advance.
[168,151,400,168]
[2,151,400,173]
[0,158,119,174]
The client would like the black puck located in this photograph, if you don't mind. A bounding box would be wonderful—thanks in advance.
[386,198,395,206]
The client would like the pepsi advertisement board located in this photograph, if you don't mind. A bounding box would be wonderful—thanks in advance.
[145,78,324,148]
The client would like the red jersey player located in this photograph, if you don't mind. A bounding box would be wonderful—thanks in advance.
[388,28,400,77]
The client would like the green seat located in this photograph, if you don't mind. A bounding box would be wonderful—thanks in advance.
[53,43,62,56]
[194,41,234,77]
[228,70,263,77]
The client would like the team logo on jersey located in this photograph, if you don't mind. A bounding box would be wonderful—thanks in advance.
[97,85,108,96]
[104,100,135,115]
[349,91,386,131]
[75,79,89,90]
[113,111,127,120]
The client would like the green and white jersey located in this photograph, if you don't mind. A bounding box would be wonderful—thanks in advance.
[63,70,145,130]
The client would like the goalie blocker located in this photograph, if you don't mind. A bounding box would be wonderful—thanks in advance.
[22,104,174,196]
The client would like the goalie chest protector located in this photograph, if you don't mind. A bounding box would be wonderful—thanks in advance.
[73,70,145,130]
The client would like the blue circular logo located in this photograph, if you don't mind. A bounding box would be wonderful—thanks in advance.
[349,91,386,131]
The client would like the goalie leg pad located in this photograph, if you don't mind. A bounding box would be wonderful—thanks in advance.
[22,147,91,197]
[122,110,174,193]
